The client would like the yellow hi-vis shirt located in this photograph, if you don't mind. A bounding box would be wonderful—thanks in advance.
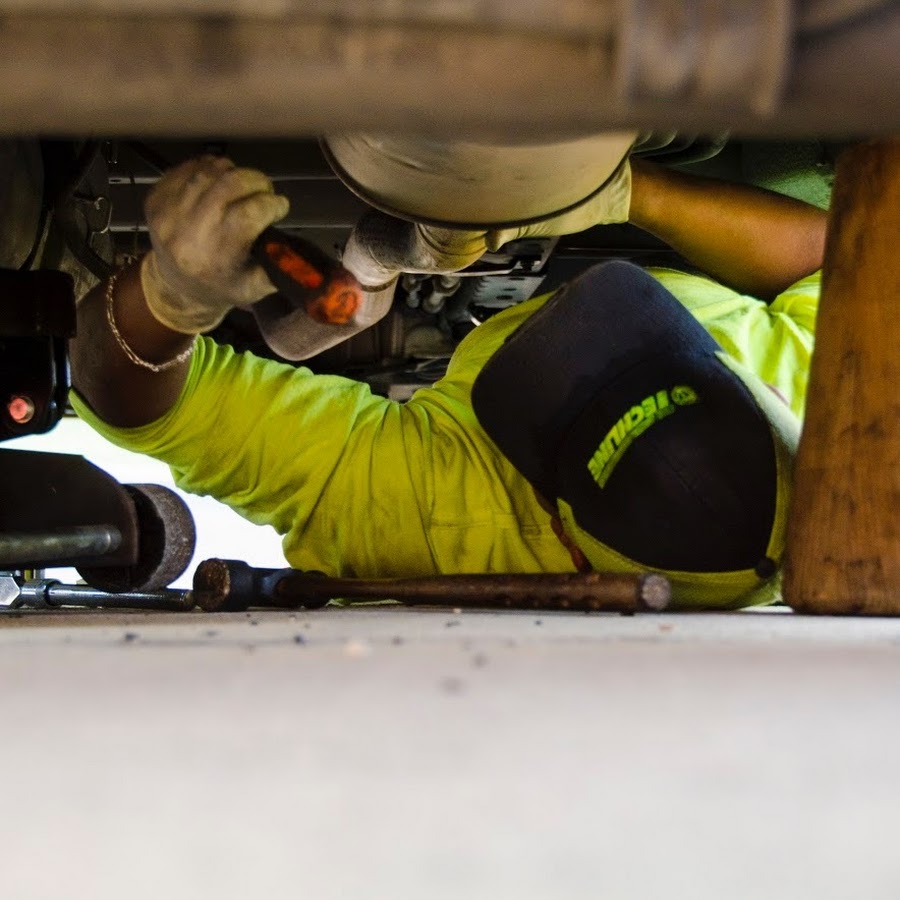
[72,268,819,589]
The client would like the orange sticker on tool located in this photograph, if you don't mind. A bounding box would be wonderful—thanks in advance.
[264,241,324,290]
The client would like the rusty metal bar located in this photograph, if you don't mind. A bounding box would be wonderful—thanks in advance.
[275,571,671,613]
[193,558,671,613]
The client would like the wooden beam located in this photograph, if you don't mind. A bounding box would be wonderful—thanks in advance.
[784,139,900,614]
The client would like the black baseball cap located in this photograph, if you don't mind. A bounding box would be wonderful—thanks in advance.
[471,261,799,608]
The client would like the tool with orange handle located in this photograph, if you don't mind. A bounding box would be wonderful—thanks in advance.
[123,143,363,325]
[251,227,363,325]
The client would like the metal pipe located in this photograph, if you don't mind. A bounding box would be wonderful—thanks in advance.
[7,4,900,138]
[254,209,487,359]
[10,579,194,611]
[0,525,122,566]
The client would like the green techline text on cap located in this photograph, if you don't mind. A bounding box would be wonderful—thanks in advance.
[588,386,699,488]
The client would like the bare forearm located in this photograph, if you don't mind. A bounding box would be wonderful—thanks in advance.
[628,159,827,299]
[70,260,194,428]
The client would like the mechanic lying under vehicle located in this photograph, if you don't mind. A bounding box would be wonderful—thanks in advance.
[69,154,825,609]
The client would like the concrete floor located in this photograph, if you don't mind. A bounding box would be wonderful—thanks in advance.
[2,605,900,900]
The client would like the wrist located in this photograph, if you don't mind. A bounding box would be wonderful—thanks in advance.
[626,159,665,230]
[106,267,195,373]
[140,252,228,335]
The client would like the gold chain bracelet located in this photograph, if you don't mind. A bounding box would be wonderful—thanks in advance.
[105,271,194,373]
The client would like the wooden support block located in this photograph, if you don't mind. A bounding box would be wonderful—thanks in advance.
[784,139,900,614]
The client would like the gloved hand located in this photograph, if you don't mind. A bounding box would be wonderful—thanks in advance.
[141,155,290,334]
[342,210,490,288]
[484,157,632,251]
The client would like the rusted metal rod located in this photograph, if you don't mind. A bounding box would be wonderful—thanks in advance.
[276,571,671,613]
[193,558,671,614]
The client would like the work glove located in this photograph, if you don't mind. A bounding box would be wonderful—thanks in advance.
[484,157,632,250]
[141,155,290,334]
[342,211,490,288]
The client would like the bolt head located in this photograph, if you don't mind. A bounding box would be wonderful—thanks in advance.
[0,574,21,609]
